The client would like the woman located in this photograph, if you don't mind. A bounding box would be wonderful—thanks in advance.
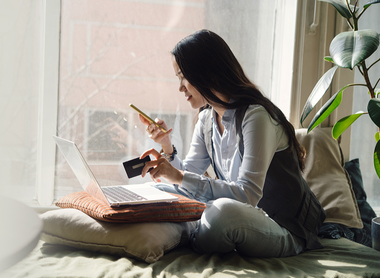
[139,29,326,258]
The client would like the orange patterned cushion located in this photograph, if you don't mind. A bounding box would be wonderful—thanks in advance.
[55,191,206,223]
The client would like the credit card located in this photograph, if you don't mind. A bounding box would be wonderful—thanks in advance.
[123,156,152,178]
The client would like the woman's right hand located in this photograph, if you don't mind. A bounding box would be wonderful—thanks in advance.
[139,114,172,147]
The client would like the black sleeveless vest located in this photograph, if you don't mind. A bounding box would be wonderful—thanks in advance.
[203,107,326,250]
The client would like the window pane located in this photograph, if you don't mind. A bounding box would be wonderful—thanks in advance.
[55,0,296,199]
[350,4,380,209]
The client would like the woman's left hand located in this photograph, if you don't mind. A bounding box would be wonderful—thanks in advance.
[139,114,172,147]
[140,148,184,185]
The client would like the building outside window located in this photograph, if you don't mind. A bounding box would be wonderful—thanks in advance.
[54,0,297,199]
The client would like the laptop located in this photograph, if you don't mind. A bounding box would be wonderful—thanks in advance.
[53,135,178,207]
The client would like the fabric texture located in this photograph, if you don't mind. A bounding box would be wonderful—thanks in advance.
[174,106,326,251]
[40,208,196,263]
[3,237,380,277]
[171,105,289,205]
[54,191,206,223]
[318,158,377,247]
[178,106,325,251]
[295,128,363,229]
[190,198,306,257]
[233,105,326,250]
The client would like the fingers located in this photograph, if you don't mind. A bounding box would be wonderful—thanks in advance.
[140,149,163,179]
[138,114,151,125]
[154,118,169,129]
[148,166,162,183]
[140,153,166,181]
[146,123,172,139]
[144,157,169,183]
[140,148,161,160]
[146,124,159,137]
[139,151,183,184]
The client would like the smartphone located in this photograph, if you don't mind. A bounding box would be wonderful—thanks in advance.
[129,103,167,132]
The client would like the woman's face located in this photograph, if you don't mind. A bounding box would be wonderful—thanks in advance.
[171,55,206,110]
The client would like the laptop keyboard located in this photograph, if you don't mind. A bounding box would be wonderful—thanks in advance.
[102,186,147,203]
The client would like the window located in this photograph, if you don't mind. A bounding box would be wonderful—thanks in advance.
[350,4,380,212]
[1,0,297,207]
[54,0,298,201]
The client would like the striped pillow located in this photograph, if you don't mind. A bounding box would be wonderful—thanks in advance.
[55,191,206,223]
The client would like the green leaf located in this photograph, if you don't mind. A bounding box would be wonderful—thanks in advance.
[318,0,358,18]
[375,132,380,142]
[330,30,380,69]
[374,140,380,179]
[376,88,380,98]
[307,85,351,133]
[324,56,334,63]
[364,0,380,9]
[300,66,338,126]
[332,112,365,139]
[368,98,380,127]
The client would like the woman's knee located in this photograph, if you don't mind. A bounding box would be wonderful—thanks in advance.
[191,198,252,253]
[205,198,254,223]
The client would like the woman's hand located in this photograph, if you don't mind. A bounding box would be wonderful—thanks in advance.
[140,148,184,185]
[139,114,172,148]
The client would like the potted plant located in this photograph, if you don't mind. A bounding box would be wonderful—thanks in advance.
[300,0,380,176]
[300,0,380,251]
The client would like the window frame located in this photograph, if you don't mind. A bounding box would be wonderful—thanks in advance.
[35,0,61,208]
[290,0,354,159]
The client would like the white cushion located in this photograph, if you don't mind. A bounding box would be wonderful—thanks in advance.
[40,208,196,263]
[296,128,363,229]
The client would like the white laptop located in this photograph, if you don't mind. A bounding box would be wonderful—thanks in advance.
[53,136,178,207]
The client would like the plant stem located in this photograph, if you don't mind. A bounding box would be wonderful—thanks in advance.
[353,0,358,15]
[346,18,354,30]
[361,61,375,98]
[368,58,380,71]
[345,0,355,30]
[350,83,371,87]
[357,6,369,20]
[352,15,358,31]
[374,78,380,90]
[346,0,359,30]
[346,0,352,14]
[358,65,364,76]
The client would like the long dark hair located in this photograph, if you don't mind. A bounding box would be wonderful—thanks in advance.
[171,29,305,170]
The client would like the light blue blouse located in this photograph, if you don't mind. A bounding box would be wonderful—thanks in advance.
[171,105,289,206]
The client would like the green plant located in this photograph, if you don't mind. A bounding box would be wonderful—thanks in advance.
[300,0,380,177]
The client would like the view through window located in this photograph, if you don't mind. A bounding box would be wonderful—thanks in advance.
[0,0,297,204]
[55,0,296,199]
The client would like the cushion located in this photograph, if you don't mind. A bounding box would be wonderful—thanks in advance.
[318,158,377,247]
[296,128,363,229]
[55,191,206,223]
[40,208,197,263]
[344,158,377,224]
